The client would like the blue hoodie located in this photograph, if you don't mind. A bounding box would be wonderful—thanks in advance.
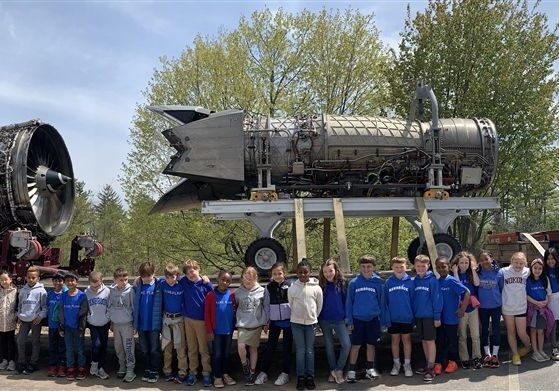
[346,273,383,324]
[413,271,442,321]
[382,273,414,327]
[439,275,469,325]
[319,281,346,322]
[478,267,503,309]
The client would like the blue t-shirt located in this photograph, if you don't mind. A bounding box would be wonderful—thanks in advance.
[526,278,547,301]
[213,289,235,335]
[161,280,184,314]
[478,268,503,309]
[439,275,468,325]
[546,268,559,293]
[61,290,86,329]
[138,280,155,331]
[458,272,477,313]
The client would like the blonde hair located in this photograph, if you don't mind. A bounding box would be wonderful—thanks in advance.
[390,256,408,267]
[241,266,258,283]
[183,259,201,274]
[511,252,527,264]
[164,263,179,277]
[414,254,430,264]
[89,271,102,282]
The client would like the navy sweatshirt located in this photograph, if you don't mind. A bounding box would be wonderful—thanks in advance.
[319,281,346,322]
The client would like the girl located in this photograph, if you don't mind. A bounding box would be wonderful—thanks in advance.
[452,251,482,369]
[543,247,559,360]
[526,258,554,362]
[235,266,267,386]
[288,259,323,391]
[0,271,17,371]
[318,259,350,384]
[502,252,532,365]
[256,262,292,386]
[477,250,503,368]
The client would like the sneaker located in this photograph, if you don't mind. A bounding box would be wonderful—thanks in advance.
[472,357,483,369]
[23,363,37,375]
[123,370,136,383]
[390,362,401,376]
[328,373,336,383]
[97,367,109,380]
[117,367,126,378]
[518,345,531,357]
[90,361,98,376]
[164,373,175,382]
[460,360,471,369]
[141,370,150,382]
[66,367,75,381]
[415,367,427,375]
[245,372,256,386]
[7,360,16,372]
[511,354,521,365]
[445,360,458,373]
[532,351,547,363]
[346,370,357,383]
[552,347,559,361]
[434,363,442,375]
[365,367,379,380]
[0,359,8,370]
[305,376,316,390]
[423,368,435,382]
[214,377,224,388]
[490,355,500,368]
[541,351,551,361]
[255,371,268,385]
[16,363,25,373]
[296,376,306,390]
[202,374,212,387]
[175,375,187,384]
[275,372,289,386]
[48,365,57,377]
[403,363,413,377]
[76,367,86,380]
[335,369,344,384]
[147,371,159,383]
[186,372,197,385]
[241,360,250,379]
[483,355,493,367]
[223,374,236,385]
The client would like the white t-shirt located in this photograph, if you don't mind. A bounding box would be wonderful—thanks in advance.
[502,266,530,315]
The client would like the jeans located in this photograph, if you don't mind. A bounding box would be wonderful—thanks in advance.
[48,328,66,366]
[89,323,110,368]
[479,307,501,349]
[138,330,161,372]
[259,322,292,374]
[16,321,41,365]
[319,319,351,371]
[0,330,16,362]
[212,334,233,378]
[436,323,458,365]
[65,328,86,368]
[291,322,316,377]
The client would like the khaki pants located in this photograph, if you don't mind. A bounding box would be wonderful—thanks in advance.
[184,317,211,375]
[459,308,481,361]
[162,318,187,377]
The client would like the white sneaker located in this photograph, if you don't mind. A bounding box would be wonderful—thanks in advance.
[365,368,379,380]
[7,361,16,371]
[254,371,268,385]
[552,348,559,360]
[390,362,401,376]
[403,363,413,377]
[335,369,344,384]
[97,367,109,379]
[532,351,546,362]
[541,351,550,361]
[90,361,99,376]
[123,370,136,383]
[274,372,289,386]
[0,359,8,370]
[346,370,357,383]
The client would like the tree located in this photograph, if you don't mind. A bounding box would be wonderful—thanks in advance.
[389,0,559,250]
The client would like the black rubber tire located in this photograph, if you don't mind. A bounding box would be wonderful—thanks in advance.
[244,237,287,275]
[420,233,462,261]
[407,237,421,262]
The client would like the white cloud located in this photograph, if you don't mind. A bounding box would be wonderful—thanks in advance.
[109,2,173,36]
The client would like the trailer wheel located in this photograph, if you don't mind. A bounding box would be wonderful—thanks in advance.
[244,237,287,275]
[407,237,421,262]
[421,233,462,261]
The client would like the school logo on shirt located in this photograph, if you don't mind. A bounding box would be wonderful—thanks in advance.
[504,277,524,284]
[355,287,377,294]
[415,286,430,292]
[479,279,498,289]
[389,285,409,293]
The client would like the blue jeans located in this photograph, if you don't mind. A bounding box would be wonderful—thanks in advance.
[138,330,161,372]
[89,323,110,368]
[212,334,232,378]
[48,328,66,366]
[260,322,292,374]
[64,328,86,368]
[319,319,351,371]
[479,307,501,349]
[291,322,316,377]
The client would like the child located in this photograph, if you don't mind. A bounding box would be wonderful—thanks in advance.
[526,258,554,362]
[452,251,482,369]
[108,267,136,382]
[412,254,442,382]
[435,256,470,375]
[180,259,213,386]
[318,258,350,384]
[502,252,532,365]
[16,266,47,374]
[256,262,293,386]
[477,250,503,368]
[133,261,162,383]
[235,266,268,385]
[86,271,110,379]
[346,255,383,383]
[543,247,559,360]
[381,256,414,378]
[0,270,17,372]
[59,272,89,381]
[161,263,187,383]
[289,259,323,391]
[205,270,237,388]
[47,272,67,377]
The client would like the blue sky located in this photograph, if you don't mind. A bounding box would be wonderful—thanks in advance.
[1,0,557,204]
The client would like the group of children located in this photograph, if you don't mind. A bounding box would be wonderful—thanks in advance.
[0,249,558,389]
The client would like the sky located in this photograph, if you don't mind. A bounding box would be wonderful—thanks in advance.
[1,0,558,205]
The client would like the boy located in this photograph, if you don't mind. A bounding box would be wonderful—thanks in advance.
[59,272,89,381]
[412,254,443,382]
[345,255,383,383]
[180,259,213,386]
[108,267,136,382]
[133,261,162,383]
[47,272,67,377]
[382,256,414,377]
[86,271,111,379]
[435,256,470,375]
[16,266,47,374]
[160,263,187,383]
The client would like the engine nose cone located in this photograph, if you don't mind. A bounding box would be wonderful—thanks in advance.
[36,165,73,193]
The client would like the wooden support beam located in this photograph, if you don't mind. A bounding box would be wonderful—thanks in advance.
[294,198,307,264]
[333,198,350,273]
[390,216,400,259]
[416,197,439,277]
[323,218,331,262]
